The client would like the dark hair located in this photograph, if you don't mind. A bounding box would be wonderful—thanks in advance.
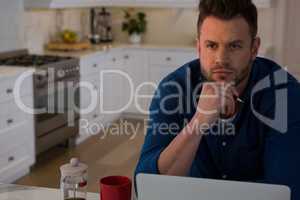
[197,0,258,39]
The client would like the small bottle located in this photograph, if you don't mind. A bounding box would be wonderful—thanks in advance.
[60,158,88,200]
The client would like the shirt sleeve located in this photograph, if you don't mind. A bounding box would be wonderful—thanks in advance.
[134,78,184,177]
[262,82,300,200]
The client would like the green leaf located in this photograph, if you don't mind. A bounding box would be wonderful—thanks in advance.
[122,10,147,35]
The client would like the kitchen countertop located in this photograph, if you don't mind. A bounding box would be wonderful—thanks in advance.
[43,42,197,58]
[0,184,99,200]
[0,66,35,79]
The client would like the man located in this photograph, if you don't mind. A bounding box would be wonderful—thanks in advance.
[135,0,300,199]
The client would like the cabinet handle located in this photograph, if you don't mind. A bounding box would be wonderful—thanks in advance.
[112,58,116,62]
[7,119,14,125]
[93,114,98,118]
[166,57,172,61]
[124,55,129,59]
[8,156,14,162]
[6,88,13,94]
[93,63,98,68]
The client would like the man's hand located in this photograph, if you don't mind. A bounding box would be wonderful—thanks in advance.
[194,82,239,125]
[157,82,239,176]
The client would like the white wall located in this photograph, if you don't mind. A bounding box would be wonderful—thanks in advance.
[109,7,276,54]
[0,0,25,52]
[109,8,198,46]
[282,0,300,68]
[23,6,279,58]
[23,9,89,53]
[0,1,296,71]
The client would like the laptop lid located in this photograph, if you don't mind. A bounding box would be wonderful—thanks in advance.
[136,174,291,200]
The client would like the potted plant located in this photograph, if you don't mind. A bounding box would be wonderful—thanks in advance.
[122,10,147,44]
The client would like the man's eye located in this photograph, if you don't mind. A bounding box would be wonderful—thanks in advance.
[230,44,242,50]
[207,44,217,49]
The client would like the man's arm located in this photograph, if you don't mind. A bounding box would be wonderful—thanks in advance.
[135,82,237,177]
[158,82,237,176]
[157,114,204,176]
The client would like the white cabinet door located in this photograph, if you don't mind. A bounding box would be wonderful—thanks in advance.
[0,72,33,103]
[99,50,124,122]
[122,50,148,114]
[80,75,100,119]
[79,74,102,138]
[80,52,102,76]
[145,49,197,110]
[79,53,103,139]
[147,49,197,85]
[148,65,177,95]
[0,71,35,183]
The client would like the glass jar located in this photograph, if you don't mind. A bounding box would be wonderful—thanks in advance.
[60,158,88,200]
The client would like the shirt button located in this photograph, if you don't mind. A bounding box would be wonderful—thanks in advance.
[222,141,227,147]
[222,174,227,179]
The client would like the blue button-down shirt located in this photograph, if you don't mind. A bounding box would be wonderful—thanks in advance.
[135,57,300,200]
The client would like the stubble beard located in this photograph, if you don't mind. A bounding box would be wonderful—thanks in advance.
[200,59,253,88]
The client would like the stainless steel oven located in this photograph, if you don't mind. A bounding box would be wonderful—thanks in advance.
[0,50,80,154]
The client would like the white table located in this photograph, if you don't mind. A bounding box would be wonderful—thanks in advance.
[0,184,99,200]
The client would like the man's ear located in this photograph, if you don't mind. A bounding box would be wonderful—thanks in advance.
[251,37,261,60]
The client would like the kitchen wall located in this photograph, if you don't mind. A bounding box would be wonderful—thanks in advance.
[109,8,198,46]
[24,6,275,58]
[0,0,25,52]
[23,9,87,53]
[109,7,275,53]
[281,0,300,68]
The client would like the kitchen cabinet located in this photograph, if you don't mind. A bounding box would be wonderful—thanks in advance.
[78,52,103,142]
[99,49,124,122]
[0,70,35,183]
[78,46,196,142]
[122,50,148,114]
[78,50,124,142]
[145,49,197,110]
[24,0,273,9]
[121,48,196,115]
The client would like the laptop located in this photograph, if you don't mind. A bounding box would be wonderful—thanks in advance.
[136,174,291,200]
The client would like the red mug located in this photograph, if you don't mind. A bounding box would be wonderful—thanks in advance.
[100,176,132,200]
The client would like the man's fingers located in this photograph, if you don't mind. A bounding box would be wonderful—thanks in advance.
[231,87,239,98]
[220,93,236,118]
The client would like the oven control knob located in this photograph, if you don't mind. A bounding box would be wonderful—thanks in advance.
[57,70,66,78]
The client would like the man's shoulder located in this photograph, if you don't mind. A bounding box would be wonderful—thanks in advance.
[254,57,283,78]
[254,57,299,87]
[253,57,300,114]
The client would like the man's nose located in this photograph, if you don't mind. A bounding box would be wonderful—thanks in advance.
[215,47,230,65]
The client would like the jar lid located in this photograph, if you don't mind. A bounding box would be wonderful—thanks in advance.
[60,158,88,178]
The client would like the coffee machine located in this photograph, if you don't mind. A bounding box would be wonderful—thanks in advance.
[90,8,113,44]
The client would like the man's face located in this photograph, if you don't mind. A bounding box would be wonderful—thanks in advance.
[197,16,260,86]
